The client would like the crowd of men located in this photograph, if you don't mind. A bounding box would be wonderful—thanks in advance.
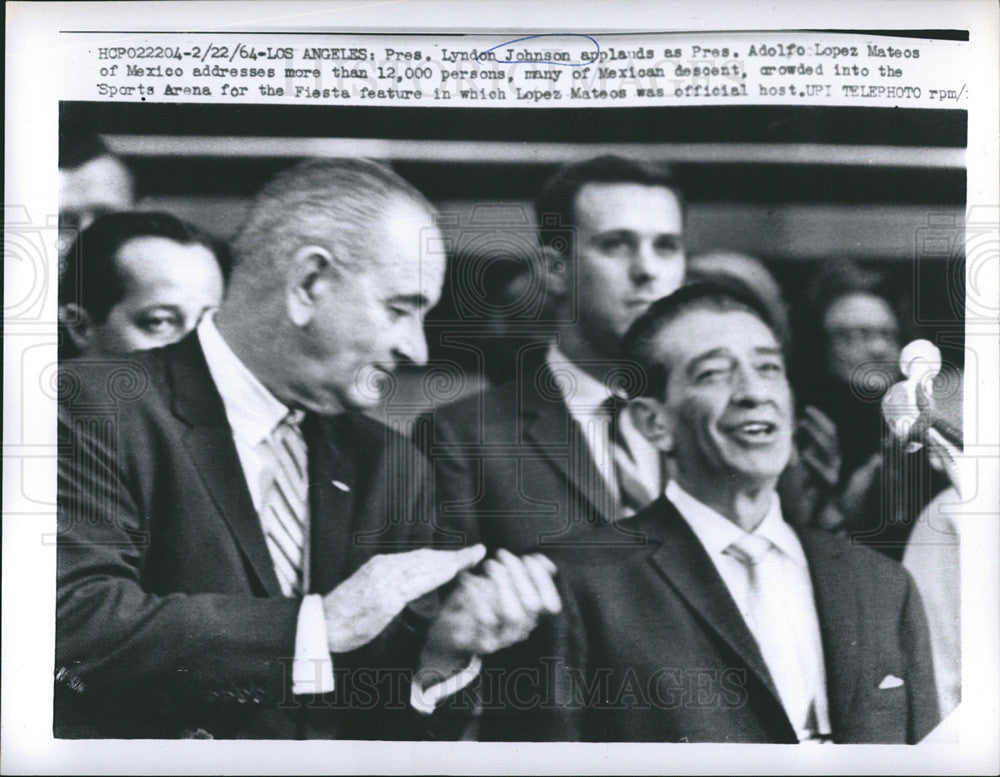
[55,139,960,742]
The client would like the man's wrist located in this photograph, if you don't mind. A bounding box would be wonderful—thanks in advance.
[417,645,476,690]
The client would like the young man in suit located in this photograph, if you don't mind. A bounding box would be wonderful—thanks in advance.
[56,158,560,739]
[424,156,685,554]
[476,282,940,743]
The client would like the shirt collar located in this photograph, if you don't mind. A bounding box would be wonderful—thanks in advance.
[198,313,294,446]
[666,480,806,566]
[546,343,613,410]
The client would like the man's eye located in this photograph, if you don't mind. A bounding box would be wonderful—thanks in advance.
[695,366,730,383]
[654,236,682,254]
[597,236,632,254]
[388,305,411,321]
[757,361,785,376]
[138,315,181,335]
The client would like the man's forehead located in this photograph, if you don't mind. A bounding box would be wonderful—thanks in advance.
[364,232,446,305]
[60,156,132,202]
[116,237,219,288]
[825,292,895,326]
[655,308,780,364]
[573,182,682,230]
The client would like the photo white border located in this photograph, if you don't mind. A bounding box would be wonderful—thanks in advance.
[4,1,998,773]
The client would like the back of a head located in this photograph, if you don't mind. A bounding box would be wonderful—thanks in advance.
[622,280,780,401]
[229,157,435,293]
[534,155,681,254]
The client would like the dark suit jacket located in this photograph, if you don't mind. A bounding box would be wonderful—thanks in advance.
[420,362,645,554]
[473,496,940,743]
[56,334,439,739]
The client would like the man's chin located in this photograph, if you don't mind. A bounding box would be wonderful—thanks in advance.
[728,457,789,488]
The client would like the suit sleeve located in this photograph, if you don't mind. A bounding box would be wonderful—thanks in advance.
[899,570,941,742]
[475,568,589,741]
[56,402,302,713]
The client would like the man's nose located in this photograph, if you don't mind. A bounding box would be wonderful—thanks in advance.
[866,335,897,361]
[629,242,660,282]
[732,367,772,404]
[393,319,428,367]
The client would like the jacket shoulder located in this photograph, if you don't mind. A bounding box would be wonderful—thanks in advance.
[799,526,916,598]
[59,348,171,413]
[418,378,529,443]
[432,378,523,419]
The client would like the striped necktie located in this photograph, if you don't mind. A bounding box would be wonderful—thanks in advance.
[600,394,659,516]
[261,411,309,597]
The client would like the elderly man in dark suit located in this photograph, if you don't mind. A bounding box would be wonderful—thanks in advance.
[474,282,939,743]
[424,156,686,554]
[55,158,560,739]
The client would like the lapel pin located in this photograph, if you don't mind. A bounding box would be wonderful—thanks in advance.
[331,480,350,492]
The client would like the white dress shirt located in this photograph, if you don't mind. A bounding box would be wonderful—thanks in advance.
[545,344,662,511]
[198,315,334,695]
[666,480,832,741]
[198,315,477,709]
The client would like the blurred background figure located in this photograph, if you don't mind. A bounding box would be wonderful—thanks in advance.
[798,260,904,474]
[59,123,134,268]
[795,260,952,558]
[58,211,226,359]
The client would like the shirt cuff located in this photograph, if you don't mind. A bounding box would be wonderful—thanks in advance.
[410,655,482,715]
[291,594,335,695]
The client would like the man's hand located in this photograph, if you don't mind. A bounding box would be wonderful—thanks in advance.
[322,544,486,654]
[418,549,561,678]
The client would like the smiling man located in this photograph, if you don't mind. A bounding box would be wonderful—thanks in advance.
[476,282,940,743]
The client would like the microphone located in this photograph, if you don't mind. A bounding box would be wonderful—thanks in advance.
[881,339,961,493]
[882,339,940,451]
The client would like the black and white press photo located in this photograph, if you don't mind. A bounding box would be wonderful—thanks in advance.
[4,2,998,774]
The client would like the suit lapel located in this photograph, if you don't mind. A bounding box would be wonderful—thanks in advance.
[796,528,863,739]
[304,412,357,594]
[644,498,796,740]
[519,364,617,527]
[168,334,283,598]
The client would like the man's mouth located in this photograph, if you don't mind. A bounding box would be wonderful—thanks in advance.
[725,420,780,444]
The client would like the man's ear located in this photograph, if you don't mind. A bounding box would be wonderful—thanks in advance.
[541,245,569,299]
[59,303,93,353]
[287,245,334,327]
[628,397,674,452]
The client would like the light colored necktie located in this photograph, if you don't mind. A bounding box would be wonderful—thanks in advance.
[600,395,658,516]
[260,412,309,597]
[724,532,820,741]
